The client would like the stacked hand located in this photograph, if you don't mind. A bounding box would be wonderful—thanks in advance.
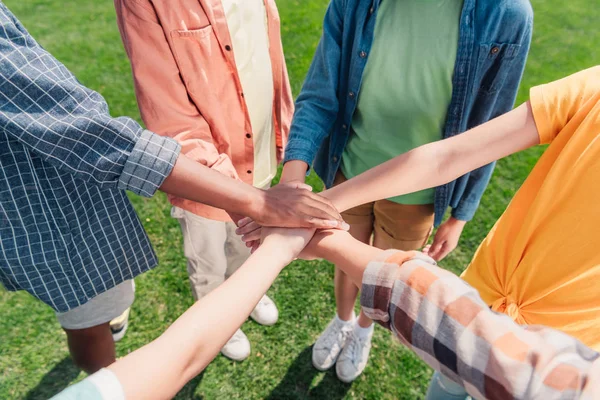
[250,182,347,229]
[236,182,348,252]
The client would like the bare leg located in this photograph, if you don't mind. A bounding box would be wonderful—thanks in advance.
[65,323,115,374]
[335,221,373,321]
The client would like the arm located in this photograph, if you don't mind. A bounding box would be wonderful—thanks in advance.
[114,0,239,180]
[161,155,343,229]
[322,101,540,213]
[53,228,314,400]
[0,7,344,229]
[281,0,346,182]
[303,231,600,399]
[0,9,179,198]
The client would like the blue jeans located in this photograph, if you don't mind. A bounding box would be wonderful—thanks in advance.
[425,371,470,400]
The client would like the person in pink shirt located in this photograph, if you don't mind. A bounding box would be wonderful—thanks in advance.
[115,0,297,361]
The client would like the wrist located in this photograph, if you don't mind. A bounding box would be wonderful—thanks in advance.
[260,236,297,265]
[245,186,267,221]
[448,216,467,227]
[280,160,308,183]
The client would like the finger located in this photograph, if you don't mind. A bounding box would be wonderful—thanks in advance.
[237,217,253,228]
[236,221,260,236]
[436,242,457,261]
[298,194,343,222]
[422,244,432,254]
[299,191,342,220]
[435,244,450,261]
[280,182,313,191]
[304,216,348,230]
[251,241,260,253]
[429,241,445,259]
[242,229,262,243]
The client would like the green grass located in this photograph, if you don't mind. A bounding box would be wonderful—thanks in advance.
[0,0,598,399]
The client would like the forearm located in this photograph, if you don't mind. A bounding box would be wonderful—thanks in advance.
[362,258,600,399]
[160,154,263,219]
[310,231,384,287]
[108,239,292,400]
[323,102,539,212]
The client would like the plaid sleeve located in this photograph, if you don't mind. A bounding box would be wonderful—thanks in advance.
[361,253,600,399]
[0,5,180,197]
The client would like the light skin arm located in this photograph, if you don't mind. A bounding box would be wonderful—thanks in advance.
[102,228,313,400]
[300,230,384,287]
[322,102,539,212]
[238,102,538,241]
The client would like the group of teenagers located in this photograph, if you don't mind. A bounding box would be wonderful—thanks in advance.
[0,0,599,398]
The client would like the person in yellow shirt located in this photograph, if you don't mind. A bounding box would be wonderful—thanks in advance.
[239,65,600,398]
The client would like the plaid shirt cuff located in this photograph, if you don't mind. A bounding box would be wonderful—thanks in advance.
[118,130,181,197]
[360,250,404,327]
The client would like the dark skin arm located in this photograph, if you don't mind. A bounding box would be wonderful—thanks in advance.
[160,154,345,229]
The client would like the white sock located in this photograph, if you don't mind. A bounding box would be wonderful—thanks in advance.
[354,322,374,339]
[336,312,355,326]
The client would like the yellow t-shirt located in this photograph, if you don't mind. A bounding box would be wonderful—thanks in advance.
[462,66,600,351]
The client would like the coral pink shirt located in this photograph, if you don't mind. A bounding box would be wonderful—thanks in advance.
[115,0,293,220]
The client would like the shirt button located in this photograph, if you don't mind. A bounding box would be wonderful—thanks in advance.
[245,133,252,139]
[225,45,232,51]
[359,51,367,58]
[342,124,348,130]
[247,170,252,174]
[332,156,338,163]
[490,46,499,55]
[349,91,355,98]
[369,7,374,14]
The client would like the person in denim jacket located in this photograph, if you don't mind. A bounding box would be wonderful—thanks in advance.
[279,0,533,383]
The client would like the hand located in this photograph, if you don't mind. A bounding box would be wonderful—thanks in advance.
[247,182,348,229]
[423,217,466,261]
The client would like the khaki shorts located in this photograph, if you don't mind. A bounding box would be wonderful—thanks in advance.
[55,280,134,330]
[333,171,434,251]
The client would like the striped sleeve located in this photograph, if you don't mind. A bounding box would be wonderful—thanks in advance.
[0,5,180,197]
[360,253,600,399]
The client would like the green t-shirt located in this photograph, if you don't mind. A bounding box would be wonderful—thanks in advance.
[341,0,463,204]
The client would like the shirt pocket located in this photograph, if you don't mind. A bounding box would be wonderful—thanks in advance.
[169,26,224,97]
[476,43,521,95]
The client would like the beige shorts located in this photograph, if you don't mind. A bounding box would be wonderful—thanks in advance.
[333,171,434,251]
[55,280,134,330]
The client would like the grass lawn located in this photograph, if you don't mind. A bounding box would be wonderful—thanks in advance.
[0,0,598,399]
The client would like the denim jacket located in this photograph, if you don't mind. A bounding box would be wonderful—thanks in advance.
[284,0,533,226]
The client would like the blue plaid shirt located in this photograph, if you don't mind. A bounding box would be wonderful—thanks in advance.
[0,2,181,312]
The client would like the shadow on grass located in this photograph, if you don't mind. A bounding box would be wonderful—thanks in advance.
[173,371,206,400]
[24,357,80,400]
[266,346,352,399]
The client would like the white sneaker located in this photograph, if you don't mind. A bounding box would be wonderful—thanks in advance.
[110,307,130,342]
[221,329,251,361]
[336,327,373,383]
[250,295,279,326]
[312,316,354,371]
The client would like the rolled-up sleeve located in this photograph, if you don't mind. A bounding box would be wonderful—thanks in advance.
[0,5,180,197]
[360,250,600,399]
